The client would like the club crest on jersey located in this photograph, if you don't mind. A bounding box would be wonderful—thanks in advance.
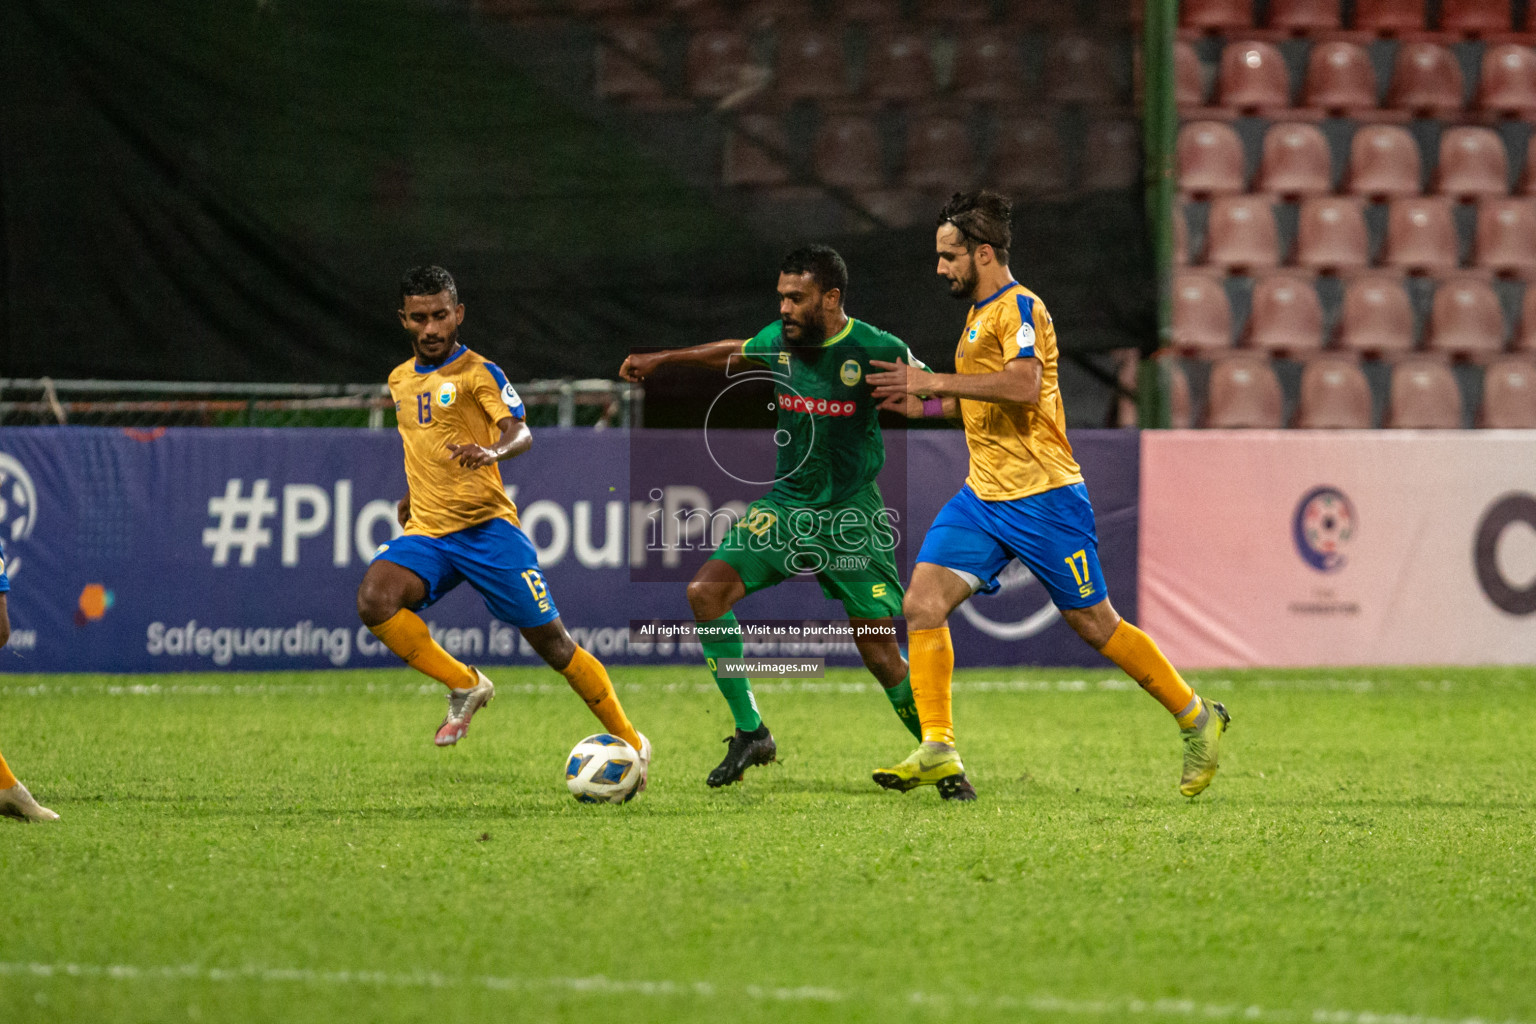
[840,359,862,386]
[1016,321,1036,349]
[966,326,979,343]
[435,381,457,408]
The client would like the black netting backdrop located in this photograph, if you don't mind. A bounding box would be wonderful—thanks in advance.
[1,0,1152,387]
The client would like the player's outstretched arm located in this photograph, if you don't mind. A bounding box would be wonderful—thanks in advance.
[447,417,532,469]
[870,357,1040,408]
[619,339,745,381]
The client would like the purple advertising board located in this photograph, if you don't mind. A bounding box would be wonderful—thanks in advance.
[0,427,1136,673]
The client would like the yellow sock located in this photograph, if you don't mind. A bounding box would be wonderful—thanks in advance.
[1101,620,1203,727]
[369,609,477,690]
[0,750,16,790]
[561,646,642,751]
[909,626,956,745]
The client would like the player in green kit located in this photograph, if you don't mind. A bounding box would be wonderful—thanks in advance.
[619,246,925,787]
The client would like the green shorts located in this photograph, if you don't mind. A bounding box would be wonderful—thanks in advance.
[710,483,904,620]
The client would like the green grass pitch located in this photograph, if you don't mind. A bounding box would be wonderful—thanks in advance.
[1,665,1532,1024]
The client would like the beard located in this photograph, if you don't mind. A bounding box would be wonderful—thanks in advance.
[782,316,826,349]
[946,265,978,299]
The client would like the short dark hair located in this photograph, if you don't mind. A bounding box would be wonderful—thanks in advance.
[938,191,1013,265]
[400,265,458,306]
[779,245,849,303]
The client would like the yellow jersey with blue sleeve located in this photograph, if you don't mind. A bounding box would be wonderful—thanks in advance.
[955,281,1083,501]
[388,344,524,538]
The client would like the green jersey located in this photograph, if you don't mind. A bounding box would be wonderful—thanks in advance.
[740,317,924,508]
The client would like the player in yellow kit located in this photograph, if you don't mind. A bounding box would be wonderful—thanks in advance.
[0,540,58,821]
[868,192,1229,801]
[355,266,649,783]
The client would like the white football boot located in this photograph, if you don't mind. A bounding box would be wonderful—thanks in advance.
[635,733,652,794]
[434,669,496,747]
[0,782,59,822]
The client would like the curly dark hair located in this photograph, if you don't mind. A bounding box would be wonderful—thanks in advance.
[399,265,459,306]
[779,245,849,302]
[938,191,1013,265]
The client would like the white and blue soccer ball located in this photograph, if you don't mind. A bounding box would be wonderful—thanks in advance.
[564,734,642,804]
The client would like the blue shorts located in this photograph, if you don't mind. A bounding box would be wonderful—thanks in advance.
[915,483,1107,611]
[373,518,560,628]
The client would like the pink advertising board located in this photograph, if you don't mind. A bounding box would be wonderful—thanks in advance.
[1140,431,1536,667]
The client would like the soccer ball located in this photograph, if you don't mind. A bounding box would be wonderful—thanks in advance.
[564,734,643,804]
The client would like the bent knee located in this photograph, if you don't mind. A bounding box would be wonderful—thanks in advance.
[356,583,400,627]
[686,581,731,622]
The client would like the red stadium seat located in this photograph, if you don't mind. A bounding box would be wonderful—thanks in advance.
[1336,273,1417,355]
[1439,0,1513,35]
[723,114,792,187]
[1044,34,1118,105]
[1255,122,1332,197]
[813,115,885,189]
[1382,197,1461,273]
[1294,355,1375,428]
[1204,196,1282,271]
[1171,273,1235,352]
[953,33,1024,102]
[595,22,669,100]
[1386,356,1464,427]
[1344,125,1423,198]
[1294,197,1371,273]
[1433,127,1509,199]
[1302,41,1380,117]
[1082,120,1141,192]
[1473,198,1536,277]
[866,29,936,102]
[1204,353,1285,428]
[1245,272,1325,355]
[1265,0,1342,33]
[1216,41,1292,113]
[1476,45,1536,117]
[989,116,1068,195]
[1174,203,1191,266]
[1352,0,1428,33]
[1520,135,1536,195]
[687,29,753,99]
[1425,276,1508,358]
[904,115,973,191]
[777,27,847,100]
[1176,41,1207,108]
[1387,43,1466,116]
[1178,121,1247,198]
[1478,357,1536,426]
[1180,0,1254,32]
[1516,286,1536,351]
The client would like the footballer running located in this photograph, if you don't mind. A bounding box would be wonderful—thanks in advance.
[867,191,1230,801]
[356,266,650,781]
[0,539,58,822]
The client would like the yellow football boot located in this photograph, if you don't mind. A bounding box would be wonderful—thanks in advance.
[1179,701,1231,797]
[872,741,977,801]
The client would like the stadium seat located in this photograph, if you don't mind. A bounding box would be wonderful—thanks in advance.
[1174,203,1190,265]
[595,23,669,100]
[1516,286,1536,351]
[813,115,885,189]
[1386,356,1464,427]
[866,29,935,102]
[1301,41,1381,117]
[1293,197,1371,273]
[1255,122,1332,197]
[1425,276,1508,358]
[1116,352,1194,427]
[1520,135,1536,195]
[777,27,847,100]
[1478,357,1536,426]
[990,116,1069,195]
[723,114,793,187]
[1440,0,1513,35]
[1082,120,1141,192]
[1265,0,1342,34]
[1204,195,1282,271]
[903,115,973,191]
[1245,272,1325,355]
[687,29,754,99]
[1044,34,1118,105]
[1294,355,1375,428]
[1171,273,1235,352]
[1216,41,1292,113]
[1180,0,1254,32]
[1387,43,1465,115]
[1433,127,1509,199]
[1204,353,1285,428]
[1344,124,1423,198]
[1476,45,1536,117]
[1336,273,1417,355]
[1177,121,1247,198]
[1473,198,1536,276]
[1382,197,1461,273]
[1352,0,1428,33]
[953,33,1024,102]
[1176,41,1206,108]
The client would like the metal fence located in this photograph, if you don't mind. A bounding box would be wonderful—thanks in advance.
[0,378,642,429]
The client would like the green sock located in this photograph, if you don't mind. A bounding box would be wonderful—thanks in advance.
[698,612,761,732]
[884,673,922,739]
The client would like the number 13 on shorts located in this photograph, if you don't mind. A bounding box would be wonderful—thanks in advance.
[521,569,551,613]
[1063,549,1095,600]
